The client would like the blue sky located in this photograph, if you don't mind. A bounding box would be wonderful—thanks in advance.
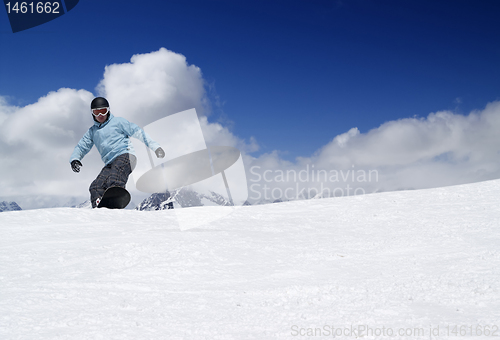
[2,0,498,159]
[2,1,500,209]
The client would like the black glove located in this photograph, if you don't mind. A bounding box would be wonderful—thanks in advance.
[155,147,165,158]
[71,160,82,173]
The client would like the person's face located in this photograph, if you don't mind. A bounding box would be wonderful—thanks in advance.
[92,107,109,123]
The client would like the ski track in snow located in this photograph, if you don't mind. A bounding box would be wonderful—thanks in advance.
[1,180,499,339]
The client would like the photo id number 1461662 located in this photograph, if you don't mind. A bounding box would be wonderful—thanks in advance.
[5,2,60,14]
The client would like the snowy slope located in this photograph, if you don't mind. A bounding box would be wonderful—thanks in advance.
[1,180,499,339]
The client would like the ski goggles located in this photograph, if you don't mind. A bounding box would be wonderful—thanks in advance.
[92,107,109,117]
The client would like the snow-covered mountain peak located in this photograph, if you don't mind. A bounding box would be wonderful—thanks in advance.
[0,201,22,212]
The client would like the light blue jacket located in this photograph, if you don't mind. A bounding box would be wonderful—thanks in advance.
[70,114,160,165]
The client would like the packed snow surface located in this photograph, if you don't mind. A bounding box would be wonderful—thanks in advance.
[1,180,499,339]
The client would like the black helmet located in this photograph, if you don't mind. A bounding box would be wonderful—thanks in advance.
[91,97,109,109]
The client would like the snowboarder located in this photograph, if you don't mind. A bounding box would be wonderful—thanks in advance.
[70,97,165,208]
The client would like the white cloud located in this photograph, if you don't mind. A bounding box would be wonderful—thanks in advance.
[245,102,500,202]
[2,88,93,149]
[1,47,499,208]
[314,103,500,171]
[198,116,259,154]
[96,48,209,128]
[0,88,95,201]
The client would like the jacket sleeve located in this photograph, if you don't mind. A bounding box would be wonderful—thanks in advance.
[121,119,161,151]
[69,129,94,163]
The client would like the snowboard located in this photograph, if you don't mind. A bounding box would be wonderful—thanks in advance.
[97,186,131,209]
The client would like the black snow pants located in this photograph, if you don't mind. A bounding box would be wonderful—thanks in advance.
[90,153,136,208]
